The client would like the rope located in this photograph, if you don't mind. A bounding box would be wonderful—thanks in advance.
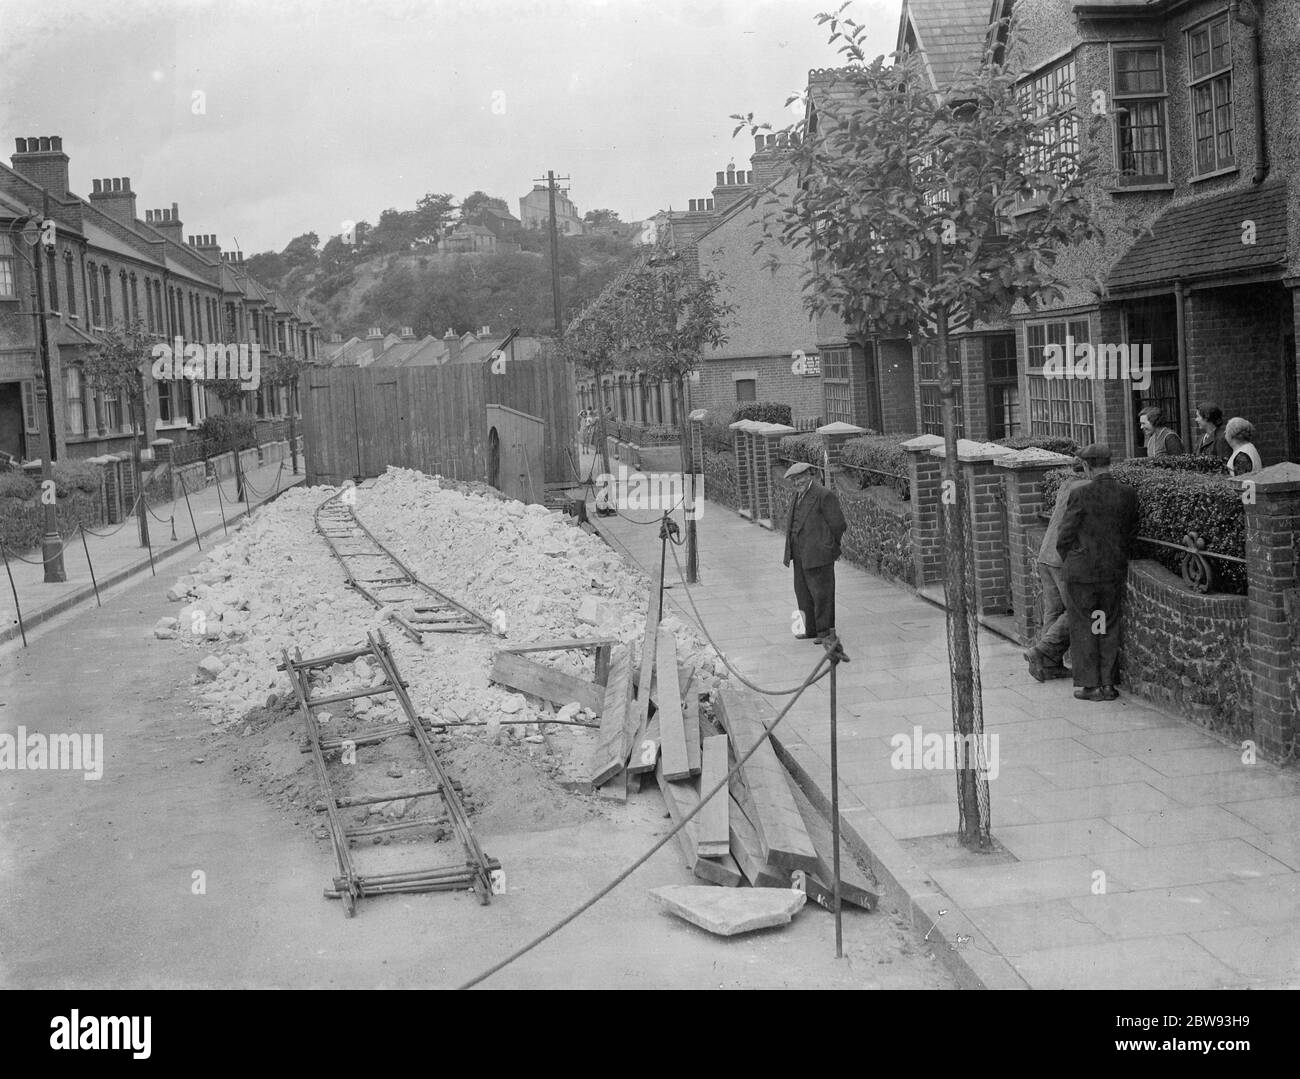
[0,534,72,565]
[77,492,146,538]
[666,541,831,697]
[457,651,830,990]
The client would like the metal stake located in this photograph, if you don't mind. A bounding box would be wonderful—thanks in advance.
[2,543,27,647]
[830,652,843,959]
[80,525,100,607]
[180,476,202,551]
[214,473,229,537]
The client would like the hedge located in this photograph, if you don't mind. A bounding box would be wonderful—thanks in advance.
[199,413,257,453]
[731,401,792,426]
[1044,463,1246,593]
[1128,454,1226,475]
[0,491,104,555]
[994,434,1079,456]
[778,432,825,466]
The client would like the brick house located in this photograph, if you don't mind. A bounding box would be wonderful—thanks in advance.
[519,184,584,235]
[1001,0,1298,463]
[0,135,319,464]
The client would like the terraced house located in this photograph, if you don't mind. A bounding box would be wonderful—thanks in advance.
[0,135,321,465]
[1000,0,1298,463]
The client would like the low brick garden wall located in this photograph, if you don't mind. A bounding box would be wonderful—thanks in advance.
[702,449,913,587]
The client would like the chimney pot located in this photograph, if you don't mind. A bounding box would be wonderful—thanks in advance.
[50,136,61,151]
[766,134,777,148]
[726,166,735,184]
[755,135,765,153]
[38,136,50,152]
[26,135,38,149]
[715,171,725,186]
[706,198,714,210]
[14,138,24,153]
[93,179,102,194]
[172,201,179,216]
[123,178,131,192]
[688,199,696,212]
[111,178,121,192]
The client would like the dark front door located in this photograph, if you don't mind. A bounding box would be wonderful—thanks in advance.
[1283,334,1298,464]
[0,382,24,461]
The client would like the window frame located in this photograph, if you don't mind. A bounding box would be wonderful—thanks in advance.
[1024,316,1096,445]
[1187,13,1235,176]
[1015,53,1081,208]
[0,234,17,299]
[1110,41,1169,186]
[65,366,84,436]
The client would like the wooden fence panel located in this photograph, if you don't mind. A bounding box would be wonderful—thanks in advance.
[304,355,574,488]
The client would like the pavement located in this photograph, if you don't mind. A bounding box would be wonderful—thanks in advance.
[589,473,1300,990]
[1,458,305,647]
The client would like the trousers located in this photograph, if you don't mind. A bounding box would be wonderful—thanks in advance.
[1065,578,1124,688]
[1033,562,1071,664]
[792,557,836,637]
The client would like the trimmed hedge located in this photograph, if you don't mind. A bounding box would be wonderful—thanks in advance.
[1044,463,1245,593]
[1128,454,1226,474]
[200,413,257,453]
[731,402,792,426]
[778,432,825,466]
[840,432,917,500]
[994,434,1079,456]
[0,491,103,554]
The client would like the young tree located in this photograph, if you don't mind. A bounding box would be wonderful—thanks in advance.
[83,320,157,548]
[583,209,622,229]
[738,5,1104,848]
[459,190,509,224]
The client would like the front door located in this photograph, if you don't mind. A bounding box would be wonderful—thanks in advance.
[0,382,24,460]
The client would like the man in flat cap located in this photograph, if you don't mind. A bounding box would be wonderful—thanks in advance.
[1055,444,1140,701]
[782,462,847,642]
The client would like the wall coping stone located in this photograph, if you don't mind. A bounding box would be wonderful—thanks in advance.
[150,438,175,447]
[729,420,761,432]
[688,409,708,422]
[1236,460,1300,493]
[994,448,1077,470]
[817,421,865,436]
[930,439,1015,463]
[756,423,798,437]
[901,434,945,453]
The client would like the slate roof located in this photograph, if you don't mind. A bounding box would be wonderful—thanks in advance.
[1106,180,1289,293]
[899,0,993,89]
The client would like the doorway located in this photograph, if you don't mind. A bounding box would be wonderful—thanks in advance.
[0,382,24,460]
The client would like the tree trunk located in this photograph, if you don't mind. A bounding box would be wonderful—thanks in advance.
[933,247,989,851]
[132,386,150,551]
[289,376,299,476]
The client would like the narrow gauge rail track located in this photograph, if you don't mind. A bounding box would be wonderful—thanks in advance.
[280,631,502,916]
[314,488,493,643]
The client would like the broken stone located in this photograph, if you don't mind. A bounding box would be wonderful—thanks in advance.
[499,694,525,714]
[196,656,224,681]
[649,885,806,937]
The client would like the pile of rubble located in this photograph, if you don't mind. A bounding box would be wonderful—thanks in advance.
[157,468,724,732]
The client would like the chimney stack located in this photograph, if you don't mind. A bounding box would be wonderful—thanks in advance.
[11,135,70,197]
[400,326,415,340]
[712,160,755,213]
[752,132,800,190]
[443,327,460,364]
[146,202,184,243]
[88,176,138,227]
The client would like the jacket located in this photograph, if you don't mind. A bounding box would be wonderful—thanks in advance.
[783,481,847,569]
[1144,426,1184,457]
[1196,426,1230,458]
[1056,473,1140,582]
[1038,475,1085,568]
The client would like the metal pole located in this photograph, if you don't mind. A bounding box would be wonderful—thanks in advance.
[547,171,562,337]
[180,475,201,550]
[1,543,27,647]
[289,375,300,475]
[657,512,669,624]
[28,208,66,583]
[79,524,100,607]
[214,472,229,536]
[830,655,843,958]
[142,497,156,576]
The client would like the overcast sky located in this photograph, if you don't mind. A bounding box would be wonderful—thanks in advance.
[0,0,898,254]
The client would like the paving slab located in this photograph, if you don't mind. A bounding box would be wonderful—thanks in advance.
[649,884,805,936]
[592,487,1300,989]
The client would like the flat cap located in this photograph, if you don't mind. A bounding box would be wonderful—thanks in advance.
[1077,443,1111,465]
[784,461,813,479]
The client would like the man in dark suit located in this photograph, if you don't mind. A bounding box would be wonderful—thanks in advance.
[782,462,847,642]
[1055,444,1140,702]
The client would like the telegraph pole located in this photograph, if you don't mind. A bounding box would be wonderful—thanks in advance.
[26,203,67,582]
[534,170,569,338]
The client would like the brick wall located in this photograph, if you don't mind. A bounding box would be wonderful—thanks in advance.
[693,353,824,423]
[1122,562,1253,741]
[1185,283,1294,465]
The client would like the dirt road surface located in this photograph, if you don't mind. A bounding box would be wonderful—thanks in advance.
[0,556,955,990]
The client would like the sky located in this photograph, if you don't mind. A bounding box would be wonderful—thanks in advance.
[0,0,899,255]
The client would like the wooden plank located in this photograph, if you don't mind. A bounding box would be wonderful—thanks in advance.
[627,716,660,775]
[696,735,730,856]
[498,636,617,655]
[714,689,818,874]
[589,646,631,786]
[594,768,627,803]
[787,772,879,911]
[729,794,788,888]
[683,676,702,776]
[657,631,690,780]
[489,651,603,714]
[728,750,770,864]
[594,643,611,686]
[654,759,742,887]
[624,566,663,756]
